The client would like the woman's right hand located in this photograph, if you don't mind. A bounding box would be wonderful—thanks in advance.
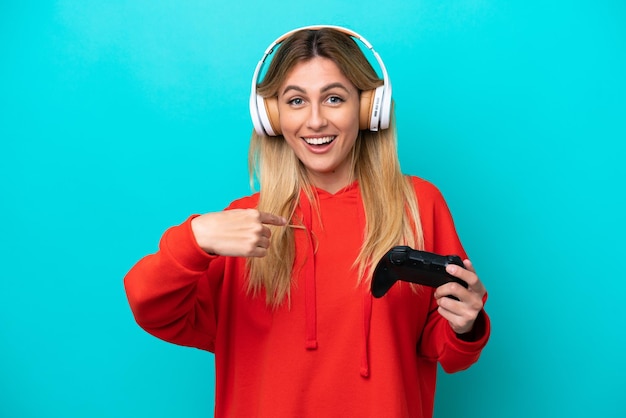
[190,209,287,257]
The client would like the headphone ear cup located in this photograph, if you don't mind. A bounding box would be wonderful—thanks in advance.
[359,89,375,130]
[360,86,386,131]
[255,94,281,136]
[264,97,281,136]
[378,83,392,130]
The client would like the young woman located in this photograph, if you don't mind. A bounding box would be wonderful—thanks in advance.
[125,26,490,418]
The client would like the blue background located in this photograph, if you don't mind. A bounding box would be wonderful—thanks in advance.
[2,1,625,417]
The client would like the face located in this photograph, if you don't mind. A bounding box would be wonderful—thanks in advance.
[277,57,360,193]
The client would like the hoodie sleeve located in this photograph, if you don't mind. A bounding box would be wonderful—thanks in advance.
[411,177,491,373]
[124,215,223,352]
[419,293,491,373]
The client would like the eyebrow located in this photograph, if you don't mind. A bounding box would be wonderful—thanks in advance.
[281,82,351,96]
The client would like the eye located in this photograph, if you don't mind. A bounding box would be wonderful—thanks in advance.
[288,97,304,106]
[327,95,345,105]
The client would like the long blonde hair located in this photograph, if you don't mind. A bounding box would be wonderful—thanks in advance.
[247,27,424,307]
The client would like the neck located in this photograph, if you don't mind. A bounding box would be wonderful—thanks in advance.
[306,171,354,195]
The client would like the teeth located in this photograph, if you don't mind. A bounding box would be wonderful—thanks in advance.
[304,136,335,145]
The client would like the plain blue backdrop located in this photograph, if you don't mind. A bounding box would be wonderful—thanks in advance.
[1,1,625,417]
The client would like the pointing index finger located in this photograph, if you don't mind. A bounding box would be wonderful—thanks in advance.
[259,212,288,226]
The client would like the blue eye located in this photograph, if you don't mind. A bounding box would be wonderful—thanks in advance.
[327,96,344,104]
[288,97,304,106]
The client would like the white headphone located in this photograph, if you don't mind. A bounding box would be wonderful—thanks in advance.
[249,25,392,137]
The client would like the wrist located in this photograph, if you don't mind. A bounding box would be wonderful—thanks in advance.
[191,215,216,254]
[455,310,486,342]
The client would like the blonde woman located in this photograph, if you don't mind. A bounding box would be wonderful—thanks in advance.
[125,26,490,418]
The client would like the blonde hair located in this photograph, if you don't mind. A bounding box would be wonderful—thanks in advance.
[247,28,424,307]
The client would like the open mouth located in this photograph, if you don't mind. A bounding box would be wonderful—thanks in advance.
[303,136,336,146]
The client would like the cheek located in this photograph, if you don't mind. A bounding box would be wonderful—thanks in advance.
[282,131,303,154]
[283,134,299,149]
[342,101,360,126]
[277,110,299,135]
[339,108,360,136]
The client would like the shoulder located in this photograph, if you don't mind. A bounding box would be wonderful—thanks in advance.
[405,175,465,255]
[406,175,446,204]
[224,192,261,210]
[406,175,456,220]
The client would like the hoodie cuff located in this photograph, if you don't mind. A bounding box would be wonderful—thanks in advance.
[447,309,491,351]
[162,215,216,272]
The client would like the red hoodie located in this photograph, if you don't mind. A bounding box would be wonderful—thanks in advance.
[124,176,490,417]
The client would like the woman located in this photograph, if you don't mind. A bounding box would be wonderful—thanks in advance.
[125,26,490,417]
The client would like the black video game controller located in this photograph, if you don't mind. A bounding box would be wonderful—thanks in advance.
[371,246,468,298]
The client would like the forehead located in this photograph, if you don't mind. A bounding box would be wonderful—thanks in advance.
[280,57,356,93]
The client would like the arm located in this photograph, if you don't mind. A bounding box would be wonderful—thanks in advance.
[124,216,221,351]
[412,177,491,372]
[423,261,491,373]
[419,291,490,373]
[124,209,287,351]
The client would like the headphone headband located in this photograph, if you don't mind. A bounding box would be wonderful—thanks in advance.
[249,25,392,136]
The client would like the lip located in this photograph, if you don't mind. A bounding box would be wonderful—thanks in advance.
[300,135,337,154]
[301,135,336,154]
[302,135,335,145]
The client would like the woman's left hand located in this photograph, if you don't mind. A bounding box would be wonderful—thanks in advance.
[434,260,487,335]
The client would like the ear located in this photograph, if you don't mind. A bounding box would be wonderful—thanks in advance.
[359,89,375,130]
[264,97,281,136]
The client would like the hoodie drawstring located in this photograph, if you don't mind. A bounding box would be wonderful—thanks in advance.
[356,193,372,378]
[361,291,373,377]
[299,193,319,350]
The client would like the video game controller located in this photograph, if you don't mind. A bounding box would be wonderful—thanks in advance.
[371,246,468,298]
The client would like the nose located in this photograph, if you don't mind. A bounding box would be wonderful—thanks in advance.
[306,103,328,130]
